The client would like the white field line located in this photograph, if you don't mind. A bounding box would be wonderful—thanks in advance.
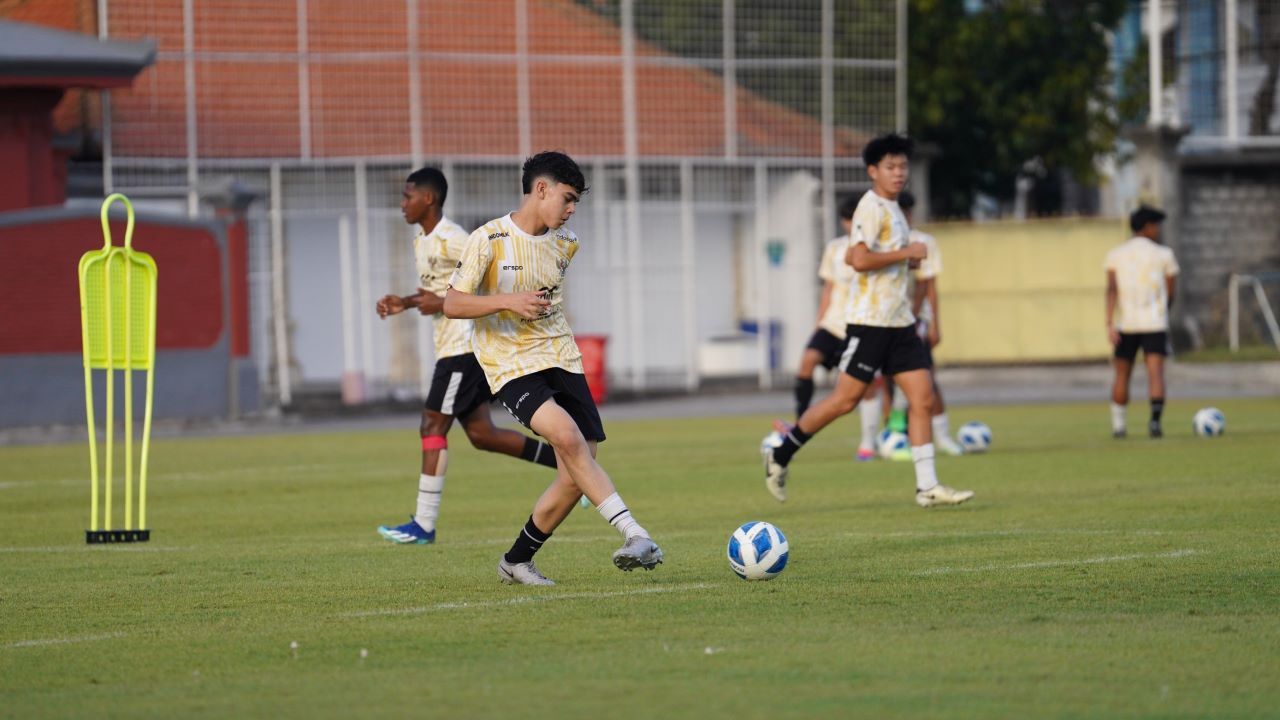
[913,549,1199,576]
[437,530,697,550]
[3,463,367,488]
[342,582,716,618]
[4,632,127,649]
[839,528,1174,540]
[0,546,186,554]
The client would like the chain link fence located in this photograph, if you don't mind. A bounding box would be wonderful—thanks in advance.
[101,0,904,406]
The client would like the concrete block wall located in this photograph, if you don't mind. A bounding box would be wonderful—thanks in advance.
[1177,159,1280,346]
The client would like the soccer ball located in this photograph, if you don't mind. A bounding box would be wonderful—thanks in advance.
[727,521,789,581]
[1193,407,1225,437]
[761,430,785,453]
[877,428,909,459]
[957,421,992,453]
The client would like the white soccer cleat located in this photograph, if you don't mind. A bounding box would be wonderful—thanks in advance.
[761,443,788,503]
[915,484,975,507]
[497,558,555,586]
[612,536,664,571]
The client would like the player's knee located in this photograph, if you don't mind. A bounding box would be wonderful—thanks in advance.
[831,393,859,415]
[420,412,449,437]
[546,429,588,458]
[466,428,498,452]
[913,392,935,416]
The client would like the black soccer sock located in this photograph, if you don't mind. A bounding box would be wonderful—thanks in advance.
[794,377,815,419]
[520,438,558,469]
[503,516,552,565]
[772,426,814,467]
[1150,398,1165,424]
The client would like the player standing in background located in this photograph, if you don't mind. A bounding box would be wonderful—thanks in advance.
[375,167,558,546]
[759,134,974,508]
[1105,206,1178,439]
[445,152,662,585]
[898,190,964,456]
[778,197,882,462]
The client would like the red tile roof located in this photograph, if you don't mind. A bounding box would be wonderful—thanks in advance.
[10,0,870,159]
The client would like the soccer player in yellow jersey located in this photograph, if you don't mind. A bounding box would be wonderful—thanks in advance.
[760,134,974,508]
[445,152,662,585]
[374,168,558,546]
[1105,206,1179,439]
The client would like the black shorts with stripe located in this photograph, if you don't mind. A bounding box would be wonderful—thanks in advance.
[838,324,931,383]
[805,328,846,370]
[424,353,492,419]
[496,368,606,442]
[1114,331,1169,361]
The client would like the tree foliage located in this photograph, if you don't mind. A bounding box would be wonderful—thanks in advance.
[909,0,1129,216]
[575,0,1129,217]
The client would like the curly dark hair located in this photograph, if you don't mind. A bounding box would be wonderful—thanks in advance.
[862,133,914,167]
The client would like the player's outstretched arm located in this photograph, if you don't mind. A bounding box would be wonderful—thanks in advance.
[377,291,425,319]
[416,289,446,315]
[849,241,925,272]
[443,287,549,320]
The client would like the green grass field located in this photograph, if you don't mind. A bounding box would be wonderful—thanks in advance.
[3,398,1278,719]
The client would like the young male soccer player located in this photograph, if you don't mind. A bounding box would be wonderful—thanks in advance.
[1105,205,1179,438]
[759,134,974,508]
[375,167,558,545]
[782,198,882,461]
[444,151,662,585]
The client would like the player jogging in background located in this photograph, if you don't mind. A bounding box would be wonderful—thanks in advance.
[898,190,964,456]
[1105,205,1178,439]
[778,197,881,461]
[375,167,558,546]
[445,151,663,586]
[759,134,974,508]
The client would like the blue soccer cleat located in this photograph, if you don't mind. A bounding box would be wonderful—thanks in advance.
[377,516,436,545]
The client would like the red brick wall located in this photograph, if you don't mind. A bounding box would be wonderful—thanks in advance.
[1,0,100,134]
[0,216,224,354]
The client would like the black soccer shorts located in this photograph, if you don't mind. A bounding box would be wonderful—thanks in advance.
[496,367,606,442]
[424,353,492,419]
[838,324,931,383]
[1114,331,1169,361]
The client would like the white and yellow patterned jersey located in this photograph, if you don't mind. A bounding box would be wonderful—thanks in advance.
[909,229,942,328]
[1105,236,1180,333]
[817,236,856,338]
[448,213,584,392]
[414,216,474,359]
[845,190,915,328]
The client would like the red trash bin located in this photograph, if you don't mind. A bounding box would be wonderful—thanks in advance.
[576,335,608,404]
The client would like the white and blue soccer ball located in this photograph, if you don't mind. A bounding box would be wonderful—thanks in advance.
[760,430,785,454]
[727,521,789,581]
[877,429,909,459]
[1193,407,1226,437]
[957,421,992,453]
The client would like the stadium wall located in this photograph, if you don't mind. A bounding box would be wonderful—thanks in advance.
[1177,154,1280,347]
[923,217,1123,365]
[0,207,259,428]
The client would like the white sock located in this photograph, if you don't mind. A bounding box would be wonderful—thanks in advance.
[911,444,938,492]
[1110,403,1126,433]
[892,388,909,413]
[596,492,647,540]
[932,413,952,444]
[859,400,880,451]
[415,473,444,532]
